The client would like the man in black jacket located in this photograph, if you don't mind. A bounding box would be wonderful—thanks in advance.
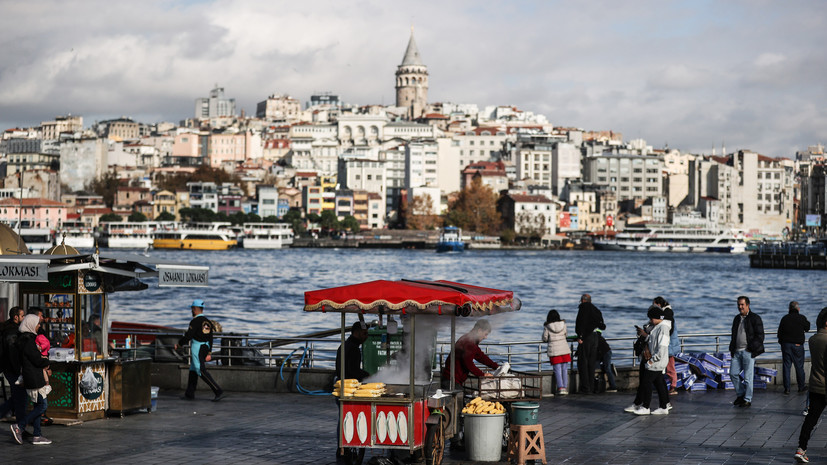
[0,307,25,422]
[778,301,810,394]
[575,294,606,394]
[335,322,369,382]
[729,296,765,407]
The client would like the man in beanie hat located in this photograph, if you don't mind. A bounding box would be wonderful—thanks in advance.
[729,296,764,408]
[175,300,225,401]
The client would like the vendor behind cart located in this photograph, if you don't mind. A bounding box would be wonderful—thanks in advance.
[441,319,498,389]
[334,321,369,382]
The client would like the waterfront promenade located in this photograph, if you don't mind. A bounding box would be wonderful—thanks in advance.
[0,385,818,464]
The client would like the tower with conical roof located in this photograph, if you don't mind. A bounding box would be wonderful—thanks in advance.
[395,28,428,120]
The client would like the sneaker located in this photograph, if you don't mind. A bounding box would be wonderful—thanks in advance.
[10,424,22,445]
[668,388,679,396]
[795,447,809,463]
[733,396,745,406]
[558,389,568,396]
[784,389,790,395]
[651,408,669,415]
[32,436,51,445]
[212,393,226,402]
[741,401,751,408]
[606,388,618,393]
[634,406,651,415]
[666,402,673,410]
[803,408,809,416]
[624,404,639,413]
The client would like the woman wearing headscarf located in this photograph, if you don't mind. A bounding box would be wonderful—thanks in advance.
[10,314,51,445]
[542,310,572,395]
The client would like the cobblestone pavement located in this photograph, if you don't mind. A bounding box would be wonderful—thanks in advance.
[0,386,821,464]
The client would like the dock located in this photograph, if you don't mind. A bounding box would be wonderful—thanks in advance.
[2,385,818,464]
[749,241,827,270]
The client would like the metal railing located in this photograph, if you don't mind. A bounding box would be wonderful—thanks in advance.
[109,328,802,374]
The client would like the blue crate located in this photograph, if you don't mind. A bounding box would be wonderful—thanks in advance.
[754,380,767,389]
[700,353,725,367]
[690,382,708,391]
[755,367,777,377]
[723,381,735,390]
[683,373,698,389]
[704,377,720,389]
[701,361,725,375]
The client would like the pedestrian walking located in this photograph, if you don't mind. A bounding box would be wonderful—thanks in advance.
[175,299,225,401]
[729,295,765,408]
[795,307,827,463]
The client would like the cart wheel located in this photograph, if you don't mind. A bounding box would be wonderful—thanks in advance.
[338,447,365,465]
[424,415,445,465]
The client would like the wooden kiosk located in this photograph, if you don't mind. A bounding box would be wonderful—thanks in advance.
[0,235,209,422]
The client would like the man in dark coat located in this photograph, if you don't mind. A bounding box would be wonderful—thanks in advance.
[335,321,370,382]
[0,307,25,422]
[575,294,606,394]
[778,301,810,394]
[729,295,765,407]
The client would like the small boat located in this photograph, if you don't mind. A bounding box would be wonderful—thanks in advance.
[153,222,237,250]
[56,220,95,249]
[100,222,157,249]
[239,223,294,249]
[436,226,465,253]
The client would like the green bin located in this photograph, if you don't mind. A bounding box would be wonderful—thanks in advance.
[510,402,539,425]
[362,328,404,375]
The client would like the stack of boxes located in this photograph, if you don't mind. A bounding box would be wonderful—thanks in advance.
[670,352,777,391]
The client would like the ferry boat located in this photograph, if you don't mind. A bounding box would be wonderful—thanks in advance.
[153,222,238,250]
[239,223,294,249]
[100,222,157,249]
[14,226,53,253]
[593,224,747,253]
[55,221,95,249]
[436,226,465,253]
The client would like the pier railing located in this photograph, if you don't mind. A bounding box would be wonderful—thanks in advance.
[109,328,800,373]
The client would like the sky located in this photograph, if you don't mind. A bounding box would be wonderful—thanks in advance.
[1,0,825,158]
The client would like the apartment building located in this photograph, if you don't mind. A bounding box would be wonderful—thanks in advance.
[583,154,664,201]
[0,197,67,229]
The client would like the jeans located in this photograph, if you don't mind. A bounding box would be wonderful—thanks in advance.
[600,351,617,390]
[19,393,47,437]
[0,373,27,421]
[577,333,599,393]
[729,350,755,402]
[551,361,568,391]
[799,392,826,450]
[781,342,806,392]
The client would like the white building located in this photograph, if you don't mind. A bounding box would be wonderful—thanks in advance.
[405,140,439,189]
[195,85,236,119]
[338,158,387,204]
[583,154,664,201]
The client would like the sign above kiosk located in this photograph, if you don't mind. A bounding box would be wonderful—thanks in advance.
[157,264,209,287]
[0,258,49,282]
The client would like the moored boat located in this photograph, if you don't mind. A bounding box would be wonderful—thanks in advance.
[153,222,237,250]
[239,222,294,249]
[436,226,465,253]
[593,223,747,253]
[56,220,95,249]
[100,221,157,249]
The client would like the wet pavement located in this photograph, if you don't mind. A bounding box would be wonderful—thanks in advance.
[0,385,820,464]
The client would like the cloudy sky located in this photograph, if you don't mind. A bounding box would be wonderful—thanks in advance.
[1,0,825,157]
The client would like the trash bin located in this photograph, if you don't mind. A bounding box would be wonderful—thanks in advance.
[463,413,505,461]
[510,402,539,425]
[150,386,159,412]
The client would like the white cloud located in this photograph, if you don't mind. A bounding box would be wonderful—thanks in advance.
[0,0,825,157]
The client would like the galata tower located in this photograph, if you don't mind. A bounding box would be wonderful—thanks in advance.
[395,28,428,120]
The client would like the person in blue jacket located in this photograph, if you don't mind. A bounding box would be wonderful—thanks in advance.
[175,299,225,401]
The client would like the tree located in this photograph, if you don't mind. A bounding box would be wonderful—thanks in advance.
[282,208,306,235]
[406,195,442,230]
[128,211,148,222]
[86,171,120,208]
[155,165,242,192]
[444,176,502,235]
[99,213,122,223]
[155,211,175,222]
[341,216,361,234]
[319,210,339,235]
[500,228,516,244]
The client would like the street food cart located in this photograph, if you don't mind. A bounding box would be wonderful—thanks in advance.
[303,279,521,465]
[0,242,209,421]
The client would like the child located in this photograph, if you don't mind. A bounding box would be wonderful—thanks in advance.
[35,334,52,397]
[542,309,572,395]
[596,331,619,392]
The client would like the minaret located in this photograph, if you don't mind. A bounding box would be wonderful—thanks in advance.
[395,27,429,120]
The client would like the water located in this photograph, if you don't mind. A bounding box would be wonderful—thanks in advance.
[107,248,825,342]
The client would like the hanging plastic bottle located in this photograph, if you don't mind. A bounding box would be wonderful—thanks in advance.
[125,335,131,349]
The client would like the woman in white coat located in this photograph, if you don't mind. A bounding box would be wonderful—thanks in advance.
[543,310,572,395]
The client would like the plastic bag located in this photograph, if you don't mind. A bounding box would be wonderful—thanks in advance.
[79,367,98,391]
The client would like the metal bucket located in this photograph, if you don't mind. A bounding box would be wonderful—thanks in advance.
[463,413,505,461]
[510,402,539,425]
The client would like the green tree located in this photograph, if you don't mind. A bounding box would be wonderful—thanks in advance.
[282,208,306,236]
[319,210,339,235]
[128,211,148,222]
[155,211,175,222]
[86,171,120,208]
[99,213,122,223]
[444,176,502,235]
[341,215,361,234]
[179,207,220,222]
[500,228,516,245]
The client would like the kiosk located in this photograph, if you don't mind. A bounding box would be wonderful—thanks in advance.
[0,231,209,422]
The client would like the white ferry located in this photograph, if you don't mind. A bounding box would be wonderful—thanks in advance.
[153,222,237,250]
[239,223,294,249]
[11,224,53,253]
[593,224,747,253]
[55,220,95,249]
[100,222,157,249]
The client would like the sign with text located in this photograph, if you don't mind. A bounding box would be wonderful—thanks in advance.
[0,259,49,282]
[157,264,210,287]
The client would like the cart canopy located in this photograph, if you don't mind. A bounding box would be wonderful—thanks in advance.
[303,279,520,316]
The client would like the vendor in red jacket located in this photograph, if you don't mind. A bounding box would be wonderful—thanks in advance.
[441,319,498,389]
